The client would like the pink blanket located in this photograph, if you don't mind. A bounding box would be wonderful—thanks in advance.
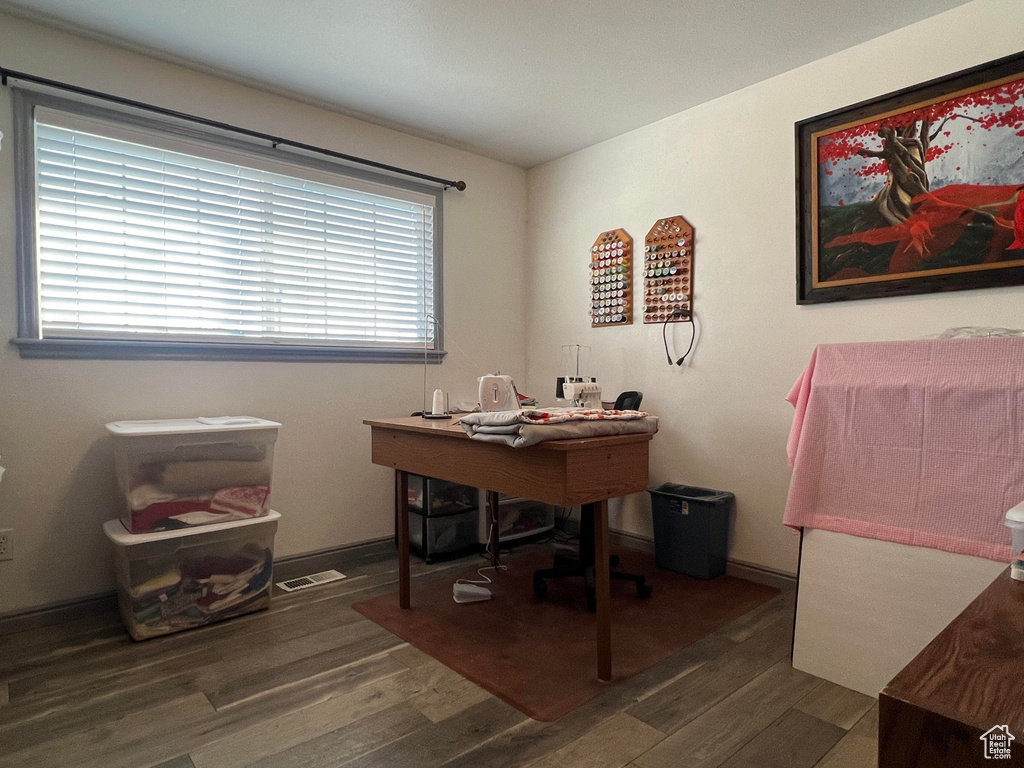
[783,337,1024,562]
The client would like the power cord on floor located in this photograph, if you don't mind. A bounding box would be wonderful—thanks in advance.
[456,563,506,587]
[460,521,509,585]
[551,505,580,544]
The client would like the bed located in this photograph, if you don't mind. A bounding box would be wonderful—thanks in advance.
[785,336,1024,696]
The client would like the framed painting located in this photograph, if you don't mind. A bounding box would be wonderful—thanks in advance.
[796,50,1024,304]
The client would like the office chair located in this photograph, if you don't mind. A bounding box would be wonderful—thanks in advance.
[533,391,652,611]
[614,390,643,411]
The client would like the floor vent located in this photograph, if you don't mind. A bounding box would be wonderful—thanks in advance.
[276,569,347,592]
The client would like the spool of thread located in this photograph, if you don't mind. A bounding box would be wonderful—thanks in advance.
[431,388,445,415]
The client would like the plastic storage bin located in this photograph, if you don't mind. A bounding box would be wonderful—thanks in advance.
[106,417,280,534]
[408,475,477,517]
[409,509,479,561]
[648,483,733,579]
[477,492,555,544]
[103,511,280,640]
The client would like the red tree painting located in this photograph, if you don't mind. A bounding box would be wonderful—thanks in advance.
[805,66,1024,297]
[819,79,1024,226]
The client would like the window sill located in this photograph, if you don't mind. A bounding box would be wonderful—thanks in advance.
[11,337,447,363]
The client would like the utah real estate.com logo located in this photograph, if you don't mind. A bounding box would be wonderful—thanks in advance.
[981,726,1015,759]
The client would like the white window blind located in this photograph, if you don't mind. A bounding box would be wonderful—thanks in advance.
[32,116,436,349]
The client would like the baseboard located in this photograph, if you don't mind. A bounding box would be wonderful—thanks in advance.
[0,536,398,637]
[1,531,796,635]
[273,536,395,582]
[609,529,655,553]
[726,559,797,591]
[0,592,120,636]
[609,529,796,590]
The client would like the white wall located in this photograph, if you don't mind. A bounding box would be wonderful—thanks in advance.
[524,0,1024,576]
[0,14,528,614]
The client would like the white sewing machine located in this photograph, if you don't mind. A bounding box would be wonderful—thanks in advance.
[478,374,521,412]
[562,380,602,409]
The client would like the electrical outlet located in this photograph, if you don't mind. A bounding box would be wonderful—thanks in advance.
[0,529,12,561]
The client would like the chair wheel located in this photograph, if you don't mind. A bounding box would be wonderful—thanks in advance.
[533,575,548,599]
[637,582,653,599]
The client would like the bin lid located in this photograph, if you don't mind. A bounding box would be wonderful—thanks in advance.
[105,417,281,436]
[648,483,734,503]
[103,510,281,545]
[1006,501,1024,525]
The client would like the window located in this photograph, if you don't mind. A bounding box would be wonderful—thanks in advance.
[12,90,445,362]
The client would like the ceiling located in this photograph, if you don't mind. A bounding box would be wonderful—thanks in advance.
[0,0,973,167]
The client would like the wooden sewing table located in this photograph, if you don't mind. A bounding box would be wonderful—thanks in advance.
[363,415,653,681]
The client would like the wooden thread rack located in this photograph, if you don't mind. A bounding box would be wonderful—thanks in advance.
[589,229,633,327]
[643,216,693,324]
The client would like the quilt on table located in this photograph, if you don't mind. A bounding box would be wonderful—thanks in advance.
[457,408,658,448]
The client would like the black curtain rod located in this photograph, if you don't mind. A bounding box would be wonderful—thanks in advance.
[0,67,467,191]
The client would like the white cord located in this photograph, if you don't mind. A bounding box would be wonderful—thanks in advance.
[426,313,487,374]
[456,565,507,586]
[456,521,508,585]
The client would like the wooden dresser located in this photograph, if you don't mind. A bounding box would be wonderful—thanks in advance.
[880,567,1024,766]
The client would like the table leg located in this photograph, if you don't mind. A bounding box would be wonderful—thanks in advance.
[594,498,611,681]
[487,490,501,568]
[397,470,410,609]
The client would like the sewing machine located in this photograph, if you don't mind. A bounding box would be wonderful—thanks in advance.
[562,380,602,409]
[478,374,521,411]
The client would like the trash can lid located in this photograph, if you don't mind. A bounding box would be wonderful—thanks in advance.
[648,483,734,503]
[103,510,281,545]
[106,416,280,436]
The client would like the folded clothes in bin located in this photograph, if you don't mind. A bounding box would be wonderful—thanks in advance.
[104,512,280,640]
[128,484,271,532]
[129,544,272,637]
[107,417,280,533]
[154,460,273,492]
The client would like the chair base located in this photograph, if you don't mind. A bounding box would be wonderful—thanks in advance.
[533,516,653,612]
[533,558,652,612]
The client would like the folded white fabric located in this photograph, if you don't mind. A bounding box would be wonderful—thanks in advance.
[457,408,658,448]
[158,461,270,492]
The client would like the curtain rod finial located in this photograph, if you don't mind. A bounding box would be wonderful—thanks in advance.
[454,180,467,191]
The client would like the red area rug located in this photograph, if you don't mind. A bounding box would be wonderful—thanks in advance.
[353,548,778,721]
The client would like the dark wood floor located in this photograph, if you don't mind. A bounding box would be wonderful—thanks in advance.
[0,542,877,768]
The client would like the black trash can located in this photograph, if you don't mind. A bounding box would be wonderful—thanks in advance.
[648,483,733,579]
